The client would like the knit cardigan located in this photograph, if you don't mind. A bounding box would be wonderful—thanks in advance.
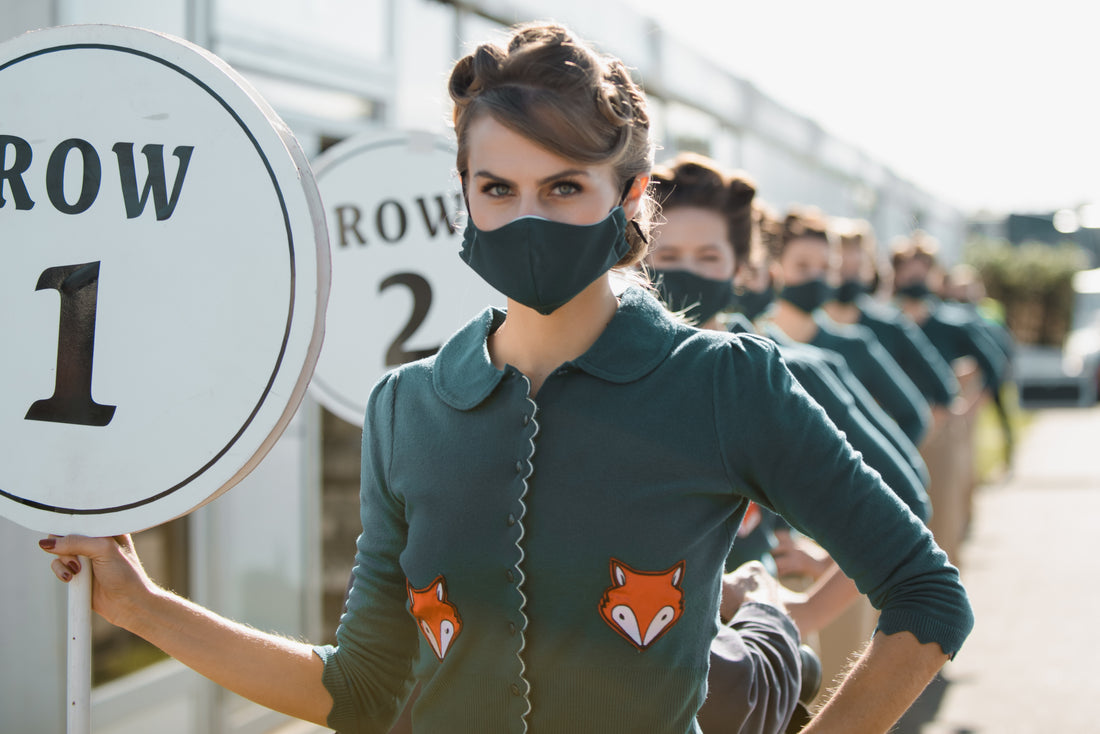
[315,288,972,734]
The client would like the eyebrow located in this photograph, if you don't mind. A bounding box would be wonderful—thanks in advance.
[471,168,592,186]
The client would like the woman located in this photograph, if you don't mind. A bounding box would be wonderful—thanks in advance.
[647,154,930,620]
[760,209,932,448]
[42,23,970,734]
[737,209,932,492]
[822,219,959,422]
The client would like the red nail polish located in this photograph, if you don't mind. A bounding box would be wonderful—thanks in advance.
[39,539,56,550]
[61,571,72,582]
[68,561,80,575]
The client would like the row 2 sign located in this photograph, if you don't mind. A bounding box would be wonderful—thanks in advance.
[308,131,502,426]
[0,25,330,536]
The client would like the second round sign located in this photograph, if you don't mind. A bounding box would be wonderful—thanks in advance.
[309,130,503,425]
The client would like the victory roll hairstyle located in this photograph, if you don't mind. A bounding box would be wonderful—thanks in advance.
[448,23,656,266]
[650,152,757,269]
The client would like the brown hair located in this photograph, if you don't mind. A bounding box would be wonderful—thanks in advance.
[449,23,655,266]
[764,206,830,260]
[650,152,757,268]
[835,218,876,258]
[890,230,940,273]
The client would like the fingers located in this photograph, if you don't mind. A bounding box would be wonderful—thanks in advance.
[50,557,81,582]
[39,534,117,559]
[39,534,124,583]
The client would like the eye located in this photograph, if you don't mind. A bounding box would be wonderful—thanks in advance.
[480,181,511,197]
[549,179,582,196]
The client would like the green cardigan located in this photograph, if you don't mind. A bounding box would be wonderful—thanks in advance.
[315,288,972,734]
[856,295,960,407]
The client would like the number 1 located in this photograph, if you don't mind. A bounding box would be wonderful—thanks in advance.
[26,261,116,427]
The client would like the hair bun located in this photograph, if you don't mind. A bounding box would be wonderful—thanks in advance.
[726,174,756,212]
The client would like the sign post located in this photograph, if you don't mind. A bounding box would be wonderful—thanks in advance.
[67,555,92,734]
[0,25,330,732]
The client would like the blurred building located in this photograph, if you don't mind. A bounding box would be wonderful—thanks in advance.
[0,1,968,732]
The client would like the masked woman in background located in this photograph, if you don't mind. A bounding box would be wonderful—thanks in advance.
[759,210,932,448]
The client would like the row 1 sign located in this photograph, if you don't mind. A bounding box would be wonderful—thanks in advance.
[0,24,330,536]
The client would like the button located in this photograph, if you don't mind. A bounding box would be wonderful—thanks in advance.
[508,621,517,636]
[521,414,530,426]
[515,460,524,474]
[506,569,515,583]
[507,513,516,527]
[510,683,521,696]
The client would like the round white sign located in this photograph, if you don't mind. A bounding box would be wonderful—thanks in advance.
[0,25,330,535]
[309,130,502,425]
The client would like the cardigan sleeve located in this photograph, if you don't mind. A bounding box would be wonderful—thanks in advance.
[313,372,419,733]
[784,356,931,523]
[823,354,930,489]
[715,336,973,656]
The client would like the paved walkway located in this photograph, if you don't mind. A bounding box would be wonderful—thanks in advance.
[897,404,1100,733]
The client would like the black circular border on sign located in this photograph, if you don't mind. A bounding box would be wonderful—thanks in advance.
[0,42,296,515]
[310,135,457,420]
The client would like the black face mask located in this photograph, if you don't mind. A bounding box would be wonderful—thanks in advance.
[779,278,831,314]
[896,282,931,300]
[460,207,631,315]
[459,177,641,315]
[833,279,865,304]
[652,269,734,326]
[732,285,775,321]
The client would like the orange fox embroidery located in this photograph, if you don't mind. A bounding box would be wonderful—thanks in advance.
[737,501,763,538]
[407,575,463,661]
[598,559,686,650]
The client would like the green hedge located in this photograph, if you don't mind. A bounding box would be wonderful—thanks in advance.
[965,238,1088,345]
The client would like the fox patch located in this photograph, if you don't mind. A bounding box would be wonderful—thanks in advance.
[598,559,686,650]
[407,575,463,661]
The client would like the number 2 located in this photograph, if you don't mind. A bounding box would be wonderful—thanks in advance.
[25,261,116,427]
[380,272,440,366]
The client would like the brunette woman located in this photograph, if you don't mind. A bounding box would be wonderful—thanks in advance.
[42,23,971,734]
[761,209,931,447]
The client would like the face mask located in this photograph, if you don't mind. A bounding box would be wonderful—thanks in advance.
[459,206,631,315]
[780,277,831,313]
[652,269,734,326]
[833,279,865,304]
[896,282,931,300]
[732,285,775,321]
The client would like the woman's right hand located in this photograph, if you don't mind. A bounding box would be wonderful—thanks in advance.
[39,534,155,630]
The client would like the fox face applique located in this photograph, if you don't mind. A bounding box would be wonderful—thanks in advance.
[737,501,763,539]
[407,575,463,661]
[598,559,686,651]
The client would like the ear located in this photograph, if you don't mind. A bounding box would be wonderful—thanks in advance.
[407,582,415,605]
[435,580,445,602]
[670,561,685,588]
[622,175,649,221]
[611,560,627,587]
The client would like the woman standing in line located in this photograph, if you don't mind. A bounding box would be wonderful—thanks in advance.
[760,210,932,448]
[42,23,971,734]
[646,154,930,630]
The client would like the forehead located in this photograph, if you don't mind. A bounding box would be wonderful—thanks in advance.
[783,236,829,260]
[654,206,729,248]
[466,114,611,180]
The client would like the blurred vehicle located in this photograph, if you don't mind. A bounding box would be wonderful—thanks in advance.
[1015,267,1100,408]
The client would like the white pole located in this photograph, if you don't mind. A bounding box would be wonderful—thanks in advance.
[67,555,92,734]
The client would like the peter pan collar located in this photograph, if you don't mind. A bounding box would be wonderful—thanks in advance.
[432,286,677,410]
